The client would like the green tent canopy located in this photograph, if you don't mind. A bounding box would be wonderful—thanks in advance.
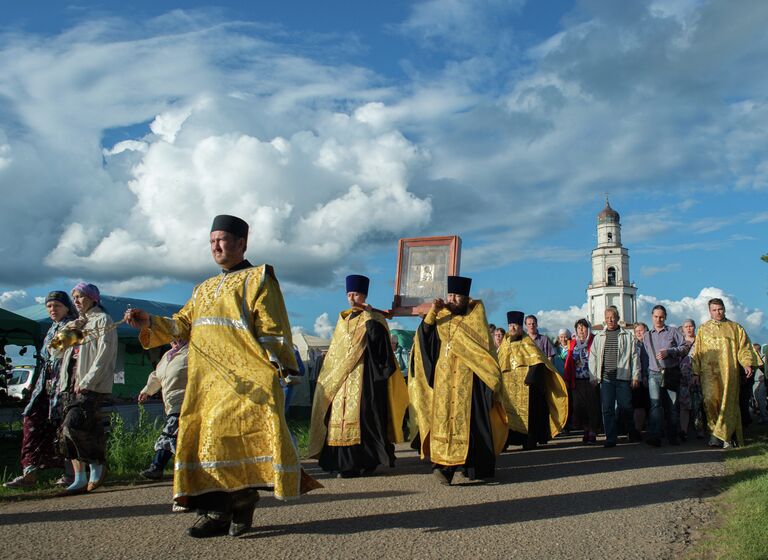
[0,307,43,347]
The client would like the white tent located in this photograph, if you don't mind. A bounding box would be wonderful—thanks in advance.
[291,332,330,409]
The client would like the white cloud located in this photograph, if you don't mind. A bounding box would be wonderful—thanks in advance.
[397,0,525,53]
[535,303,591,334]
[313,312,334,339]
[0,141,11,170]
[749,212,768,224]
[1,4,768,292]
[475,288,516,315]
[640,263,682,277]
[100,276,172,295]
[0,290,33,310]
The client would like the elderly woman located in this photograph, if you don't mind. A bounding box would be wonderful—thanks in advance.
[679,319,698,440]
[553,329,571,375]
[58,283,117,494]
[632,322,651,440]
[3,291,78,488]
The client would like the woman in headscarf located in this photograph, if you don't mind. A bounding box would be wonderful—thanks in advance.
[553,329,571,375]
[58,283,117,494]
[3,292,77,488]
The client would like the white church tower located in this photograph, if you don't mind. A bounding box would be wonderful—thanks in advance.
[586,198,637,327]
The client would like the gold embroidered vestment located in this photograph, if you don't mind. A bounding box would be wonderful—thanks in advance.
[140,264,320,503]
[496,334,568,437]
[410,300,508,466]
[308,309,408,458]
[692,319,757,445]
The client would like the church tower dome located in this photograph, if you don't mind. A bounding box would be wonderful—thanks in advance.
[586,197,637,327]
[597,199,620,223]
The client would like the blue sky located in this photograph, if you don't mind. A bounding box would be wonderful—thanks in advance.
[0,0,766,351]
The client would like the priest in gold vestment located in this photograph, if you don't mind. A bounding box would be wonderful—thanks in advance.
[308,275,408,478]
[497,311,568,450]
[410,276,508,485]
[692,297,757,447]
[126,215,320,538]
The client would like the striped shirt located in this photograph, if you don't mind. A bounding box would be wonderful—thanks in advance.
[602,328,619,378]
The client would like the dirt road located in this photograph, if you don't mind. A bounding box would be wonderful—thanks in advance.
[0,435,723,560]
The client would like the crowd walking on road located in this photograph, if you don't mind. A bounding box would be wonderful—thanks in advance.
[4,213,765,541]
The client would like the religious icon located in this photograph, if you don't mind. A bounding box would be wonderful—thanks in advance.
[391,236,461,316]
[419,265,434,282]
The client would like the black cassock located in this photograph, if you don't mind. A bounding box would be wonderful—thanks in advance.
[416,320,496,480]
[318,313,397,475]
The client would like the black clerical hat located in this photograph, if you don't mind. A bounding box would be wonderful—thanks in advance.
[345,274,370,295]
[506,311,524,326]
[211,215,249,239]
[447,275,471,297]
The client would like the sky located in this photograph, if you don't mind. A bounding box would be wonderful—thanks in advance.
[0,0,767,358]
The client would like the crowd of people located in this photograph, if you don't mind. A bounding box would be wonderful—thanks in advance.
[2,213,766,541]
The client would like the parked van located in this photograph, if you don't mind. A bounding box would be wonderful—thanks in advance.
[7,366,35,401]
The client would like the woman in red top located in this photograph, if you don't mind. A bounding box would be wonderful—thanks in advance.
[564,319,600,444]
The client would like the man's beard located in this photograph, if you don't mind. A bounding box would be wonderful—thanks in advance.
[508,331,523,342]
[446,300,469,315]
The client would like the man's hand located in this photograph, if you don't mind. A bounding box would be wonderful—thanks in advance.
[631,379,640,389]
[432,298,446,311]
[138,391,150,403]
[124,308,150,329]
[745,366,754,378]
[656,349,668,360]
[590,378,599,387]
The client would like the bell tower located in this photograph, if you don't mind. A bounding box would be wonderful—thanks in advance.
[586,197,637,327]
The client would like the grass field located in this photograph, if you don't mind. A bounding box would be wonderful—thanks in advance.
[689,424,768,559]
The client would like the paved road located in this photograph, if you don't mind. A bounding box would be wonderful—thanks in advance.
[0,435,723,560]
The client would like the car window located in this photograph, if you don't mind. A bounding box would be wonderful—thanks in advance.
[10,370,30,385]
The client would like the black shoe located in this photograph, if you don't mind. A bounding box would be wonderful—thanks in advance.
[646,438,662,447]
[432,468,452,486]
[186,514,230,538]
[628,430,643,442]
[603,441,617,448]
[336,470,360,479]
[668,437,680,446]
[361,467,377,477]
[140,466,163,481]
[229,495,258,537]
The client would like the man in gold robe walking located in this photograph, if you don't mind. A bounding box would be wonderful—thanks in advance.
[308,275,408,478]
[692,297,758,448]
[126,215,320,538]
[497,311,568,450]
[410,276,507,485]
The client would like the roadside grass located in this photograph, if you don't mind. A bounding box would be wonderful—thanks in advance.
[0,407,311,501]
[690,424,768,560]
